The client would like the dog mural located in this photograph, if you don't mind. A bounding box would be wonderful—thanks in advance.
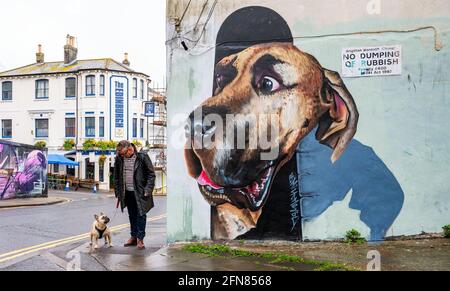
[185,43,359,239]
[180,6,405,241]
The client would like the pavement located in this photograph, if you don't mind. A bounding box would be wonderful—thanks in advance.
[4,236,448,271]
[0,190,449,271]
[0,196,70,209]
[0,189,167,270]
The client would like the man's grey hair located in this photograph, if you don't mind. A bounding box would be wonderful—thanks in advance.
[116,140,132,153]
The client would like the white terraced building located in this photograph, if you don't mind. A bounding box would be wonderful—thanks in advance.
[0,36,155,191]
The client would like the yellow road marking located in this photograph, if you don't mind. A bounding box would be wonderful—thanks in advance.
[0,214,167,264]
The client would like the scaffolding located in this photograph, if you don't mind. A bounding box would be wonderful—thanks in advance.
[147,87,167,195]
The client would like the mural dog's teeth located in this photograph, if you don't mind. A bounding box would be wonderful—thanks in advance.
[202,187,232,203]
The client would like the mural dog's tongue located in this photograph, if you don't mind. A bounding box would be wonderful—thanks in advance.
[197,171,222,190]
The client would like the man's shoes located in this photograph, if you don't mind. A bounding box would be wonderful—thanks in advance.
[124,237,138,247]
[137,239,146,250]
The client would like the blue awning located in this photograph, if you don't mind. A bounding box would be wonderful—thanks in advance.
[48,154,79,166]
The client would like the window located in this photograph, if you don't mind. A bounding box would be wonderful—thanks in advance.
[65,78,76,98]
[35,79,49,99]
[140,80,145,99]
[1,119,12,138]
[2,81,12,101]
[132,118,138,138]
[100,75,105,96]
[65,118,76,138]
[86,75,96,96]
[99,117,105,138]
[85,117,95,137]
[54,164,60,173]
[35,119,49,138]
[140,119,144,139]
[132,78,137,98]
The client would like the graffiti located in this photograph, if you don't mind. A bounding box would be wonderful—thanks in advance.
[186,41,359,240]
[298,133,404,241]
[183,6,404,241]
[0,141,48,200]
[289,173,301,233]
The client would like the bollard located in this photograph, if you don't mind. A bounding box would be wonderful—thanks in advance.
[93,185,97,194]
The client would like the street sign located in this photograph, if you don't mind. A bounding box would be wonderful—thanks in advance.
[342,45,402,78]
[145,102,155,117]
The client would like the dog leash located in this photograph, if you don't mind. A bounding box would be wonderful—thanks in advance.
[108,198,121,225]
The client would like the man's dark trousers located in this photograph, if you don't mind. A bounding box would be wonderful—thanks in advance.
[125,191,147,240]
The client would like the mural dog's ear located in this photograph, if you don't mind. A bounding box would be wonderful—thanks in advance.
[316,69,359,163]
[213,54,238,95]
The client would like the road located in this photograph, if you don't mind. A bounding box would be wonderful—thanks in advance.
[0,190,167,270]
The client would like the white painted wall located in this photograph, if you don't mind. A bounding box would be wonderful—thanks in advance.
[166,0,450,242]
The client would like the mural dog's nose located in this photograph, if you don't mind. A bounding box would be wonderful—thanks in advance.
[192,118,217,144]
[189,109,218,138]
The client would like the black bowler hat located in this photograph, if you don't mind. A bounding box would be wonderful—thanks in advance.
[214,6,293,66]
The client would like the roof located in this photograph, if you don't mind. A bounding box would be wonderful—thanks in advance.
[48,154,79,166]
[0,59,149,78]
[0,139,48,152]
[48,150,77,156]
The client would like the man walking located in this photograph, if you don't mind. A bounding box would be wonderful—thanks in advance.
[114,141,156,250]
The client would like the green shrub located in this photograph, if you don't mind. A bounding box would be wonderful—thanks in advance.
[345,229,366,244]
[107,140,118,150]
[133,140,143,147]
[34,141,47,149]
[63,139,76,150]
[96,141,109,151]
[82,139,97,150]
[443,225,450,238]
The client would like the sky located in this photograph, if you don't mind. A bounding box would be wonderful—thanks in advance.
[0,0,167,88]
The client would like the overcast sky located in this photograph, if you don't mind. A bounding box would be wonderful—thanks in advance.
[0,0,166,88]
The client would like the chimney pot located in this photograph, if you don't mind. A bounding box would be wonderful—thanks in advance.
[64,34,78,64]
[36,44,45,64]
[123,53,130,66]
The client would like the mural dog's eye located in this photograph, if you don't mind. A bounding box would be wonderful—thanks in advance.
[258,76,281,94]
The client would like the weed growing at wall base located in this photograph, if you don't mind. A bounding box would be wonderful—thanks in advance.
[345,229,367,245]
[183,243,359,271]
[443,225,450,238]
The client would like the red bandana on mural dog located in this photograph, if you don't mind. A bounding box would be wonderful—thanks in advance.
[184,43,359,239]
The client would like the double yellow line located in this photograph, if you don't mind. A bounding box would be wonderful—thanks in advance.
[0,214,167,264]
